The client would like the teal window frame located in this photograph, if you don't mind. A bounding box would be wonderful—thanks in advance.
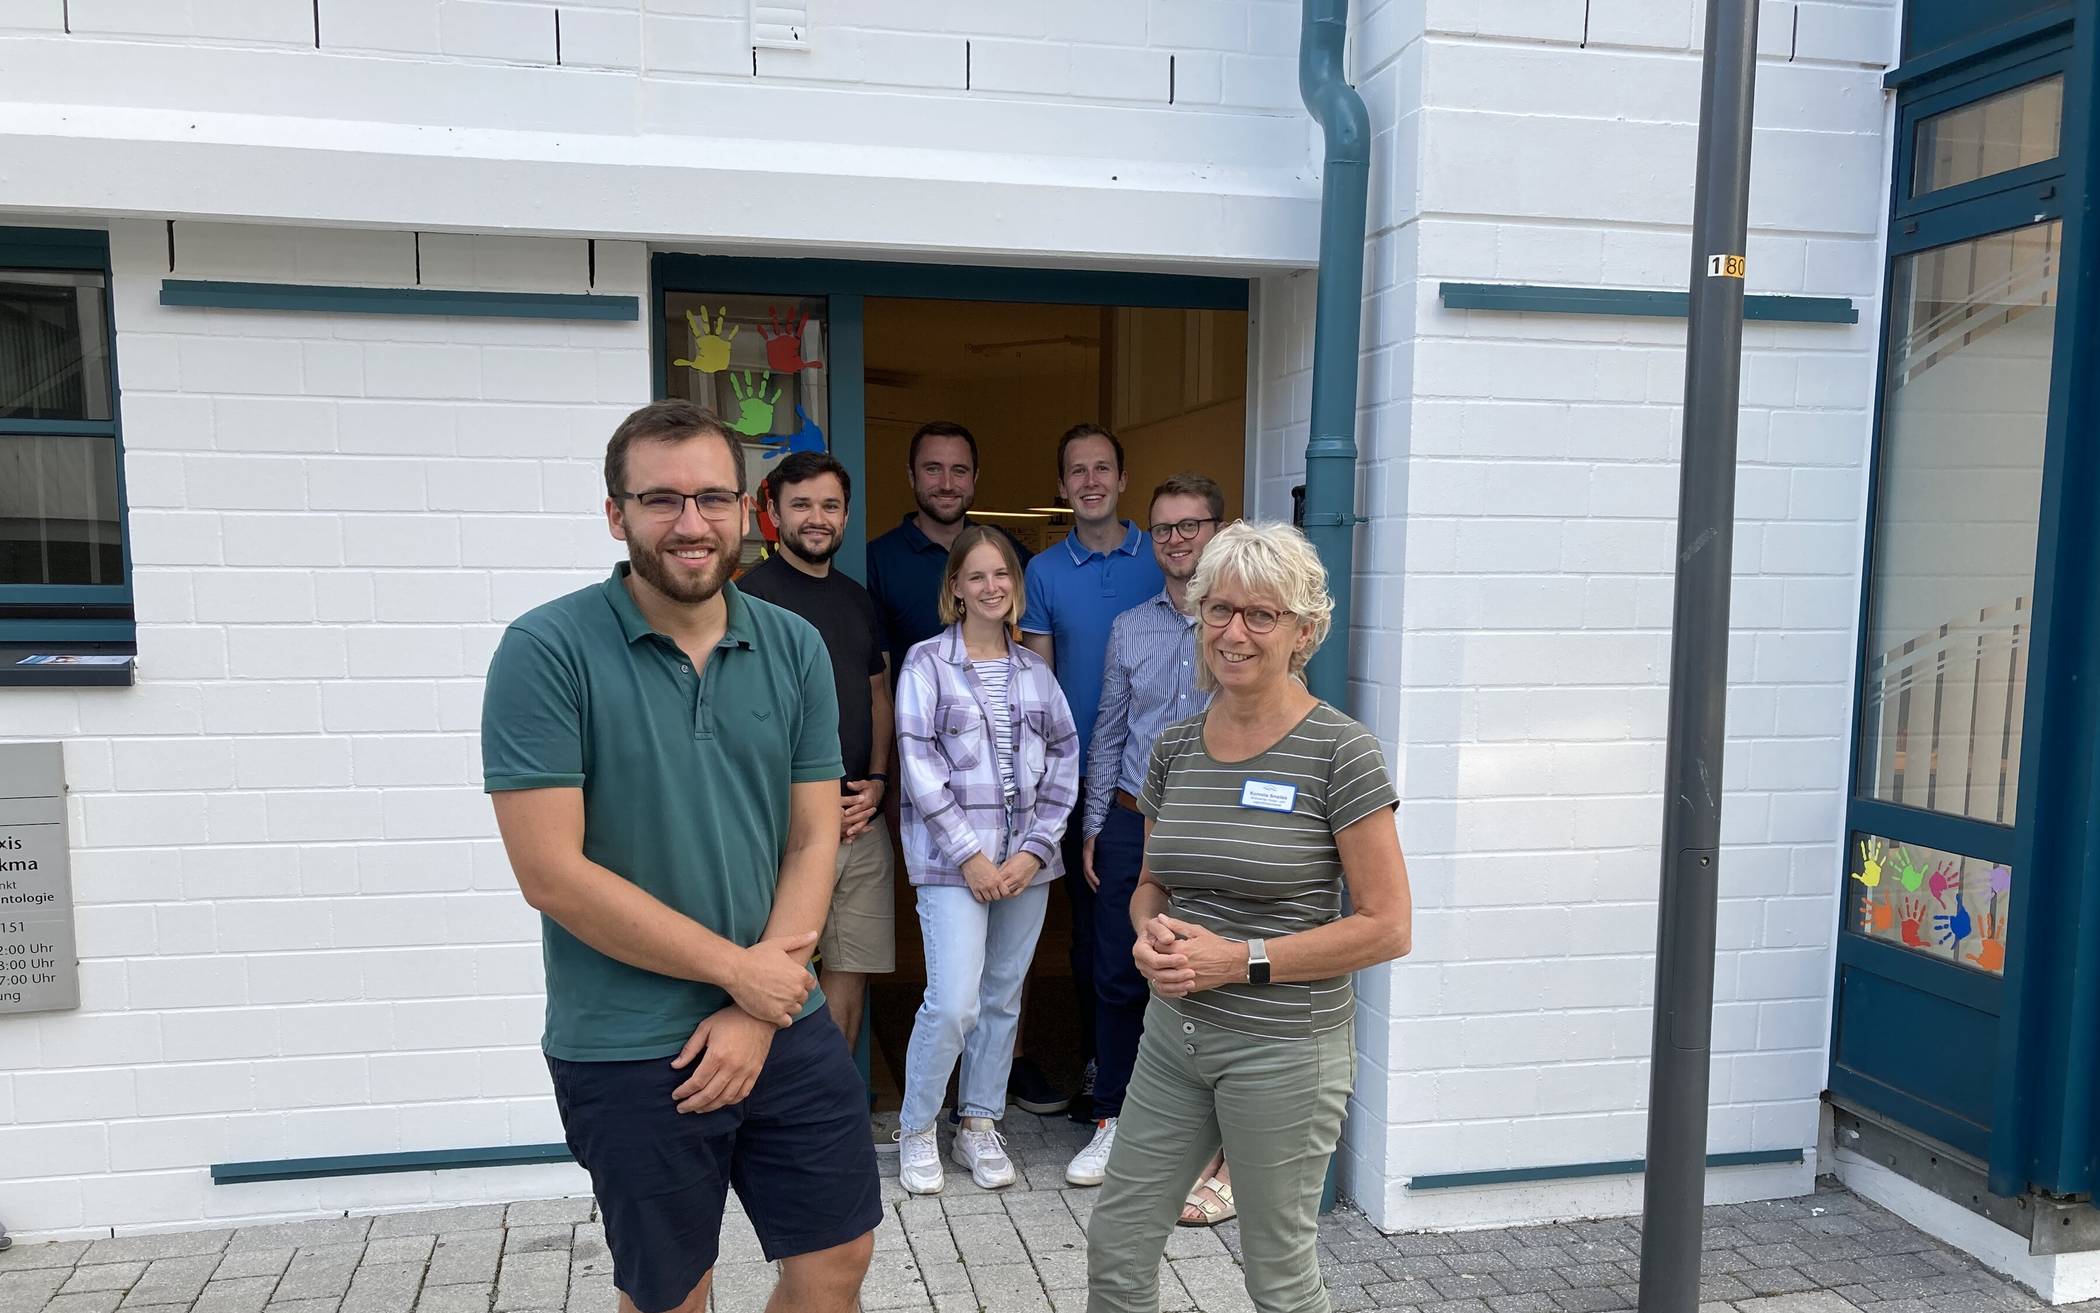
[1834,6,2100,1199]
[0,226,135,647]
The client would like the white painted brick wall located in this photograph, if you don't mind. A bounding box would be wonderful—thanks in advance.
[0,219,648,1235]
[1245,0,1897,1230]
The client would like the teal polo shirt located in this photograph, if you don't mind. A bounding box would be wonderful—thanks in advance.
[482,565,844,1061]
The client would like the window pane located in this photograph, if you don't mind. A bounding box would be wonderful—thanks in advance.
[1913,75,2064,197]
[0,270,112,422]
[660,294,828,568]
[0,435,125,586]
[1848,832,2011,976]
[1858,222,2058,824]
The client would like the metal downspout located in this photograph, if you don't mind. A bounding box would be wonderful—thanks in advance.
[1298,0,1372,708]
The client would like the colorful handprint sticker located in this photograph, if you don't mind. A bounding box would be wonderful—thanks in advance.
[1968,901,2008,973]
[674,307,738,375]
[757,405,827,459]
[1850,837,1885,890]
[761,305,824,373]
[728,371,783,437]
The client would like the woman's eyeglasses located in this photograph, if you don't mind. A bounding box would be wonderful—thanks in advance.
[1199,602,1292,634]
[1148,517,1221,543]
[621,490,743,521]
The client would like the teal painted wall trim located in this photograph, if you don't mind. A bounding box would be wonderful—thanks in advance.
[212,1144,574,1185]
[1407,1148,1804,1192]
[1439,282,1859,324]
[159,280,641,322]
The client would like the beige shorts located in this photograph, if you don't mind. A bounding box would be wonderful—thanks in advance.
[818,817,896,975]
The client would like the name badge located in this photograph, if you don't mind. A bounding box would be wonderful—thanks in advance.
[1240,779,1298,812]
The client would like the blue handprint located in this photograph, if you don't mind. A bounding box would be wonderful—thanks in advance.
[1933,891,1974,948]
[757,404,827,459]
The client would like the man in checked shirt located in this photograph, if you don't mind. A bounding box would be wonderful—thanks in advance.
[1063,472,1230,1211]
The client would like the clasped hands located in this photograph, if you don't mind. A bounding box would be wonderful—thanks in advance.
[672,928,819,1116]
[962,850,1041,903]
[1132,915,1251,998]
[840,777,884,840]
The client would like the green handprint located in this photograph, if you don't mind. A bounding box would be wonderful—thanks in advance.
[1890,846,1929,894]
[728,371,782,437]
[674,307,738,374]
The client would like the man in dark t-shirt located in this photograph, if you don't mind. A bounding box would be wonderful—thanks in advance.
[741,451,895,1048]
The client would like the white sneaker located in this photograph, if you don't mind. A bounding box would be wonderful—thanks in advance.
[951,1118,1016,1189]
[896,1125,944,1195]
[1065,1118,1118,1186]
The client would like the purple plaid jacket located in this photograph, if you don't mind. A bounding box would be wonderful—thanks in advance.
[895,623,1081,888]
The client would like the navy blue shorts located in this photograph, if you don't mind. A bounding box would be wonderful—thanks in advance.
[546,1010,881,1313]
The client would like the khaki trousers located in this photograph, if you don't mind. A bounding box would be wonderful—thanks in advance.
[1086,998,1355,1313]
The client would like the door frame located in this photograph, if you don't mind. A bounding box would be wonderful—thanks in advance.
[1832,8,2100,1197]
[650,254,1249,582]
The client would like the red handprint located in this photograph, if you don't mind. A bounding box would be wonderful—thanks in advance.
[1898,894,1927,948]
[761,305,823,373]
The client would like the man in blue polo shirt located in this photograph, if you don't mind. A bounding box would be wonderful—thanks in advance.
[865,420,1030,679]
[1019,423,1165,1119]
[483,401,877,1313]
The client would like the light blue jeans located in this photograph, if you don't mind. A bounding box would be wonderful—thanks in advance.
[900,881,1051,1131]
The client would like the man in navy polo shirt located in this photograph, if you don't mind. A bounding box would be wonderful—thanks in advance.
[865,420,1031,679]
[1019,423,1164,1119]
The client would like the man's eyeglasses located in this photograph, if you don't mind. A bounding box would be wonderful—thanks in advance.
[1149,517,1221,543]
[1199,601,1293,634]
[621,490,743,521]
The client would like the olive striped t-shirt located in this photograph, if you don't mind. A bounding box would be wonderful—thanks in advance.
[1139,702,1397,1039]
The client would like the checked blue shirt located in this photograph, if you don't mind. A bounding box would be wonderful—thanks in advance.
[1082,588,1210,839]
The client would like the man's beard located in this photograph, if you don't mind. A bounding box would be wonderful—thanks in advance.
[780,523,842,566]
[915,488,972,527]
[628,531,737,604]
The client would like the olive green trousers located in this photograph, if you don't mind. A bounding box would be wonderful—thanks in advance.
[1086,998,1355,1313]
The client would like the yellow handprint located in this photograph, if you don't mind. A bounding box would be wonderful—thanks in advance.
[1850,836,1885,889]
[674,307,738,374]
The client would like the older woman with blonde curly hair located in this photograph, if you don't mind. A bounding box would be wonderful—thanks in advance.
[1085,521,1413,1313]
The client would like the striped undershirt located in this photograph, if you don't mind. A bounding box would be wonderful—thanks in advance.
[1139,701,1397,1039]
[971,657,1017,800]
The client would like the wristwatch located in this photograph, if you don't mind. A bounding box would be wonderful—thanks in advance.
[1246,938,1271,986]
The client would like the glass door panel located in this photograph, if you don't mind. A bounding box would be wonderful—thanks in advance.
[660,293,830,567]
[1857,221,2059,829]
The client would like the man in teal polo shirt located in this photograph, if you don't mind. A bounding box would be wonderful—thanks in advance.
[483,400,877,1313]
[1020,422,1166,1120]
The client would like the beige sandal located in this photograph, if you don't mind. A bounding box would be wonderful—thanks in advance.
[1177,1174,1236,1226]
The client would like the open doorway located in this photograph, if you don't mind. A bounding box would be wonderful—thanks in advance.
[859,295,1249,1113]
[653,257,1253,1120]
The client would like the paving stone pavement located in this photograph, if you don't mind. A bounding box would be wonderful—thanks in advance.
[5,1113,2098,1313]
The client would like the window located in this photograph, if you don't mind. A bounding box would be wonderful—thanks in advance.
[0,228,133,680]
[659,293,830,568]
[1843,47,2067,972]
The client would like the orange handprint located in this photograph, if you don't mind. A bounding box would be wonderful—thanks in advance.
[1850,837,1885,890]
[1897,893,1927,948]
[674,307,738,374]
[1967,904,2007,973]
[761,305,823,373]
[1861,885,1894,935]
